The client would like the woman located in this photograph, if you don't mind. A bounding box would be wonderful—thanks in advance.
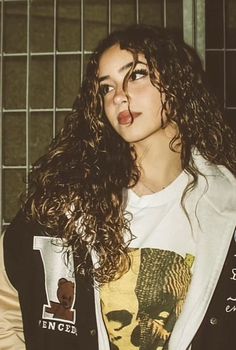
[0,25,235,350]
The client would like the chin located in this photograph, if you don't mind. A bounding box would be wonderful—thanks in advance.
[120,135,147,144]
[118,129,152,143]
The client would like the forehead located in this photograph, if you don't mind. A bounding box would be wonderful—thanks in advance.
[98,44,146,77]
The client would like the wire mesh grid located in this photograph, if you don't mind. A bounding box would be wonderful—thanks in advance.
[205,0,236,131]
[0,0,184,230]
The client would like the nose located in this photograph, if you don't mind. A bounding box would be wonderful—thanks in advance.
[113,86,128,105]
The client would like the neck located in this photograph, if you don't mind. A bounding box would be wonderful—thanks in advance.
[132,128,182,195]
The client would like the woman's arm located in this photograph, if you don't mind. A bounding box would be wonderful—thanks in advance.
[0,233,25,350]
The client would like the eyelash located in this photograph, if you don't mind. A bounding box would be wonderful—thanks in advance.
[129,68,149,81]
[99,68,149,97]
[99,84,113,97]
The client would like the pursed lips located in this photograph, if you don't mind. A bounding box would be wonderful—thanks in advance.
[117,110,141,125]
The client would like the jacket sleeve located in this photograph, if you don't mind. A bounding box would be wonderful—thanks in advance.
[0,232,25,350]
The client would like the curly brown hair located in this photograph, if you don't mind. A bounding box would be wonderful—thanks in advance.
[25,25,236,284]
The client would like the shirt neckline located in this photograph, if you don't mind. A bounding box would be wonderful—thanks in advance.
[127,170,189,207]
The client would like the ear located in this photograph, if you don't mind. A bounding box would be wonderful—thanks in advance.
[58,278,68,286]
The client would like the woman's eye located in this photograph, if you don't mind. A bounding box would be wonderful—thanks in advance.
[129,69,148,82]
[99,84,113,96]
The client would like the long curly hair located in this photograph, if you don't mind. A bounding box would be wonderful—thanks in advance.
[25,25,236,283]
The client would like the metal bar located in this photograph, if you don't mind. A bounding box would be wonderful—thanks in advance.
[25,0,30,193]
[80,0,84,83]
[3,108,72,113]
[183,0,205,68]
[3,165,28,169]
[3,52,29,57]
[53,0,57,138]
[136,0,140,24]
[3,165,40,169]
[108,0,112,34]
[3,47,236,55]
[195,0,205,68]
[0,0,26,2]
[3,50,93,57]
[183,0,195,47]
[223,0,226,108]
[206,48,236,52]
[3,109,28,112]
[163,0,167,28]
[0,0,4,231]
[56,50,92,55]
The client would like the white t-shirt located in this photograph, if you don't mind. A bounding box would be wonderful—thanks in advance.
[94,171,197,350]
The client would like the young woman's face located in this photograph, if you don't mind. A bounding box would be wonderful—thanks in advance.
[98,44,165,145]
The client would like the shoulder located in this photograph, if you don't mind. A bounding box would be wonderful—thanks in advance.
[192,151,236,215]
[4,209,43,242]
[3,210,45,289]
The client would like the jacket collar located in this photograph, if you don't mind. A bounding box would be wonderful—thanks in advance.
[169,153,236,350]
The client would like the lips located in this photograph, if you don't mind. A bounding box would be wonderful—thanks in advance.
[117,110,141,125]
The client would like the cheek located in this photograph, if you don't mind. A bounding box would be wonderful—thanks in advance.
[103,99,114,123]
[131,82,161,103]
[103,100,109,115]
[149,88,162,110]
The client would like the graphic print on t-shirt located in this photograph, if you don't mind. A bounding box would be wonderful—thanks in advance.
[100,248,194,350]
[33,236,76,324]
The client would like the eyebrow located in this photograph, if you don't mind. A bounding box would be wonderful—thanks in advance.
[98,60,147,83]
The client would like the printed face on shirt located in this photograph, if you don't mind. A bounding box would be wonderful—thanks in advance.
[100,248,194,350]
[98,44,166,145]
